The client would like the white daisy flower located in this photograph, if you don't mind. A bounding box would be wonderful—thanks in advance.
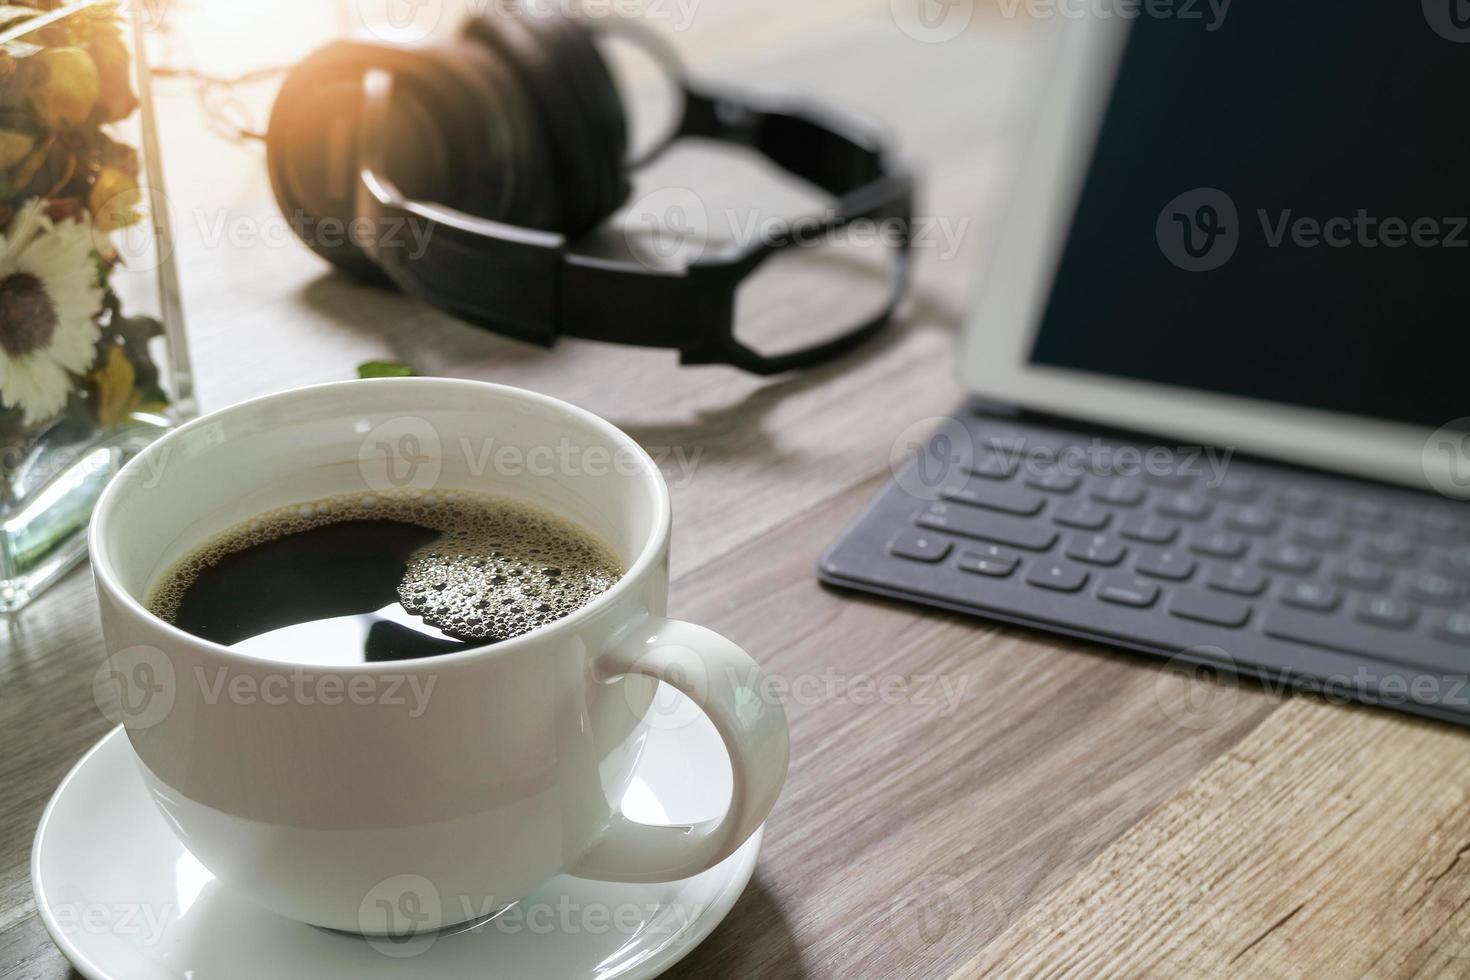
[0,200,104,426]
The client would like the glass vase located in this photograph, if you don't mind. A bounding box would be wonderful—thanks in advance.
[0,1,193,611]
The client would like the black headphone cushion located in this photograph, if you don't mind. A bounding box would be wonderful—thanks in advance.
[462,4,629,236]
[267,39,554,279]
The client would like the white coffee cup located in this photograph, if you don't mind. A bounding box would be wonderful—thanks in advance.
[89,379,789,934]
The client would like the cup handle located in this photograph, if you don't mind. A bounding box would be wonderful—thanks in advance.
[573,615,790,882]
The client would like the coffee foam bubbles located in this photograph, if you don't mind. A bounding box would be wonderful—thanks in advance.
[147,490,623,644]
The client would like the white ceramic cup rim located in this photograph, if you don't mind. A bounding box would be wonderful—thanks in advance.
[88,378,672,675]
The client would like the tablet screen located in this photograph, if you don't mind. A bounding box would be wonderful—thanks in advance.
[1028,3,1470,429]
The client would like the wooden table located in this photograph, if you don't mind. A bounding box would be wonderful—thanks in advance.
[3,3,1469,977]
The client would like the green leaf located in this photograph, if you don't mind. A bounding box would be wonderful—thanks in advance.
[357,360,416,379]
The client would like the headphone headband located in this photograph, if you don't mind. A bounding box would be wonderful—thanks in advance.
[274,16,917,374]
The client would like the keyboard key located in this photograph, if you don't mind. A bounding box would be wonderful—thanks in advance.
[1277,488,1326,515]
[981,435,1028,455]
[1345,499,1392,528]
[1206,563,1269,597]
[1026,561,1090,593]
[960,543,1017,562]
[1168,589,1252,628]
[1053,500,1111,531]
[1441,546,1470,579]
[849,420,1470,714]
[1214,475,1260,502]
[1120,514,1179,545]
[1260,545,1319,575]
[1090,480,1147,508]
[1142,465,1196,489]
[1158,493,1212,522]
[957,546,1019,578]
[1433,611,1470,645]
[1418,511,1466,540]
[1355,595,1418,630]
[1026,470,1081,494]
[1136,549,1197,582]
[948,481,1045,517]
[968,452,1017,480]
[1294,520,1347,550]
[1189,530,1248,560]
[1064,533,1127,567]
[890,532,952,563]
[1279,581,1342,613]
[1096,574,1162,608]
[1225,506,1279,535]
[1332,557,1391,592]
[918,504,1058,552]
[1378,528,1427,558]
[1408,572,1463,605]
[1264,608,1461,675]
[1364,533,1417,565]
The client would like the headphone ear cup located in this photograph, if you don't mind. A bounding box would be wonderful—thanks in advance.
[441,40,559,230]
[267,40,551,281]
[268,41,474,280]
[462,4,629,236]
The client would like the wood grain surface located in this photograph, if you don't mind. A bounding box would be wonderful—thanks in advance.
[2,3,1468,979]
[964,698,1470,979]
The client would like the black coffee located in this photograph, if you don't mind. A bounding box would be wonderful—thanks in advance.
[147,492,623,666]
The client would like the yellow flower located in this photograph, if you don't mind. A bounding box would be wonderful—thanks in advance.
[0,131,35,170]
[90,166,140,232]
[7,136,51,191]
[27,48,100,129]
[89,343,138,428]
[87,32,137,123]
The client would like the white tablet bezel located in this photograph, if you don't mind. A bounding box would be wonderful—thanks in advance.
[960,16,1452,494]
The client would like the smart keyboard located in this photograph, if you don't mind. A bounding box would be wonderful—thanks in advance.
[819,403,1470,726]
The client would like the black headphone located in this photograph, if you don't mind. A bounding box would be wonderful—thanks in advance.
[266,4,915,375]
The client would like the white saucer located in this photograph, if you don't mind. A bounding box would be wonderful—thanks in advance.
[33,706,757,980]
